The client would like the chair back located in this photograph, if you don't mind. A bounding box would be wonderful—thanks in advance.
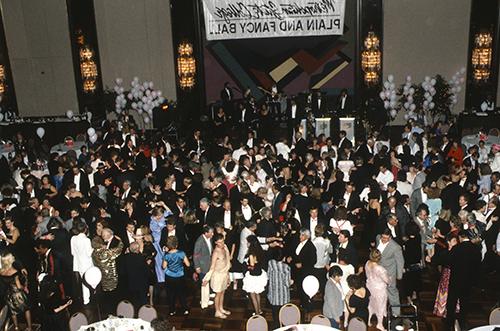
[69,312,88,331]
[0,305,8,330]
[490,307,500,325]
[246,314,268,331]
[310,314,331,326]
[138,304,158,322]
[279,303,301,326]
[116,300,135,318]
[347,317,367,331]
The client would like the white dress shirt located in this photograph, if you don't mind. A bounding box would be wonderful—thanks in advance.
[74,172,81,192]
[377,241,389,254]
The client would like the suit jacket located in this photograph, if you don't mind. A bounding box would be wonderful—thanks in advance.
[294,138,308,160]
[381,204,411,237]
[119,252,150,292]
[377,238,404,282]
[336,94,352,114]
[338,240,359,268]
[448,240,481,292]
[63,170,91,196]
[311,95,328,116]
[193,235,212,274]
[197,206,222,227]
[338,137,353,152]
[294,239,317,276]
[323,279,344,320]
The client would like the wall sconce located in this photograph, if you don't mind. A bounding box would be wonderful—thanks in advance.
[177,41,196,90]
[0,65,6,97]
[77,33,98,94]
[471,31,492,82]
[361,31,381,85]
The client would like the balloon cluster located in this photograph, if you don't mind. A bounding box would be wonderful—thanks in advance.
[379,74,398,118]
[87,127,97,144]
[401,76,417,121]
[114,77,165,125]
[448,67,466,110]
[421,76,436,112]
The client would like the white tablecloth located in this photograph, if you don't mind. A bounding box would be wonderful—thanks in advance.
[469,325,500,331]
[78,317,152,331]
[274,325,340,331]
[462,134,500,149]
[50,141,86,157]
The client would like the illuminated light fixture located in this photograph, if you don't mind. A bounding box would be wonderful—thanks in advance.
[177,41,196,90]
[77,33,98,93]
[0,65,5,96]
[471,31,492,82]
[361,31,382,85]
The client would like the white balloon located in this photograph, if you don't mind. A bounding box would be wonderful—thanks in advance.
[429,102,435,109]
[407,96,413,103]
[390,109,397,118]
[388,74,394,83]
[66,110,74,119]
[149,81,154,89]
[409,87,415,94]
[384,81,390,89]
[404,102,410,109]
[302,275,319,299]
[144,116,150,124]
[410,104,416,111]
[151,91,157,98]
[460,67,466,74]
[89,133,98,144]
[143,82,149,88]
[390,83,396,90]
[116,108,122,114]
[390,100,397,108]
[431,78,436,86]
[145,90,151,96]
[84,266,102,289]
[87,128,96,137]
[404,114,410,120]
[36,127,45,139]
[406,75,412,82]
[132,102,137,109]
[384,101,390,109]
[425,76,430,82]
[423,100,429,107]
[137,109,143,114]
[115,78,123,85]
[459,77,465,84]
[157,90,162,97]
[379,91,386,100]
[127,93,133,100]
[456,86,461,92]
[385,91,391,98]
[133,76,139,82]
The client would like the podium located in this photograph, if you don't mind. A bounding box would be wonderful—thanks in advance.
[315,118,331,137]
[339,117,355,145]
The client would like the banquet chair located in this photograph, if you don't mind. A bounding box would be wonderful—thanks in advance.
[279,303,301,327]
[246,314,268,331]
[138,304,158,322]
[116,300,135,318]
[347,317,367,331]
[490,307,500,325]
[310,314,331,326]
[69,312,88,331]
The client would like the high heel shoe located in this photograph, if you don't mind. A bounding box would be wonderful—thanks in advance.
[215,312,227,319]
[221,309,231,315]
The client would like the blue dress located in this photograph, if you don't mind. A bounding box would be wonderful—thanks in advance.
[150,210,172,283]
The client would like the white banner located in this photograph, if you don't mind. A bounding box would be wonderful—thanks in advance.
[202,0,346,40]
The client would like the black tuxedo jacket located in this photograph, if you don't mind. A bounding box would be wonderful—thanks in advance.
[63,171,90,196]
[338,240,359,268]
[448,241,481,292]
[294,239,317,275]
[311,95,328,116]
[336,95,352,114]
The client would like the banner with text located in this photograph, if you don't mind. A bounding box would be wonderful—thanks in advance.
[202,0,346,40]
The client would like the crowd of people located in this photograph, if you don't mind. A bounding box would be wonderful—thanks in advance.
[0,91,498,331]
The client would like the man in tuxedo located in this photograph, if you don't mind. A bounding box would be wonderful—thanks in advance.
[376,229,404,314]
[377,213,403,246]
[220,82,234,117]
[197,198,221,227]
[293,229,317,311]
[337,230,359,270]
[382,196,410,238]
[304,206,327,240]
[293,131,308,160]
[63,165,90,196]
[445,231,482,330]
[311,90,327,117]
[342,182,361,212]
[119,242,150,308]
[287,98,304,139]
[338,130,353,152]
[293,182,313,225]
[160,216,187,252]
[410,181,429,217]
[336,89,352,115]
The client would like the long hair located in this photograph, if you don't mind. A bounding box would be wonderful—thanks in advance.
[247,235,264,263]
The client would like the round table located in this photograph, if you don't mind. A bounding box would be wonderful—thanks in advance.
[461,134,500,149]
[50,141,86,157]
[469,325,500,331]
[78,317,152,331]
[274,325,340,331]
